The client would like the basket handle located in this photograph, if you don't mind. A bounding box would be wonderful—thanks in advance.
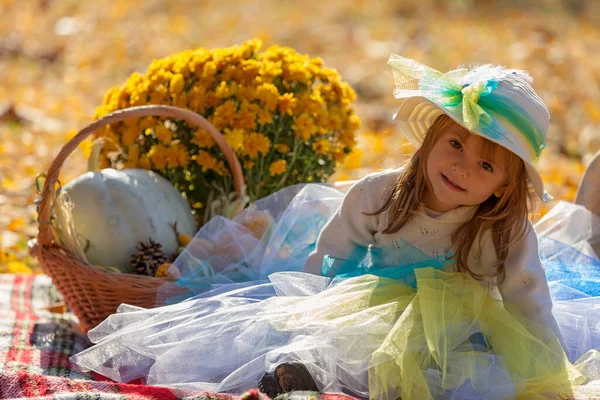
[37,105,246,247]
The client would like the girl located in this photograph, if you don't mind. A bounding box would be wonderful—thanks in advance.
[71,57,600,399]
[304,111,564,349]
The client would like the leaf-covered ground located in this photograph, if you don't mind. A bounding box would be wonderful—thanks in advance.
[1,0,598,273]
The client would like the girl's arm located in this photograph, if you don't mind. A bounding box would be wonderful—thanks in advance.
[495,220,567,351]
[303,171,396,275]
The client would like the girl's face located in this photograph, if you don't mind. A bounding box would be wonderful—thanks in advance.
[425,122,509,213]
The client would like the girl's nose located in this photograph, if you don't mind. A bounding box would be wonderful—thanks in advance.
[452,162,468,178]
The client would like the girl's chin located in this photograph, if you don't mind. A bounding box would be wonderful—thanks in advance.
[425,192,461,212]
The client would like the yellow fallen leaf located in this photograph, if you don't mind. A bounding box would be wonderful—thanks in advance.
[39,302,67,314]
[0,251,12,263]
[343,149,363,170]
[563,187,577,202]
[1,261,32,274]
[64,130,78,141]
[584,101,600,123]
[25,166,38,177]
[79,138,93,158]
[7,218,25,231]
[2,178,19,191]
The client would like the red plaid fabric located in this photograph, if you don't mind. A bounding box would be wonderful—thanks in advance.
[0,274,360,400]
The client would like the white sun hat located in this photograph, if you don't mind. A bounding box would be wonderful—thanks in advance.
[389,54,553,202]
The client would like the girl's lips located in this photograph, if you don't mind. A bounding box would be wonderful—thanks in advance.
[442,174,466,192]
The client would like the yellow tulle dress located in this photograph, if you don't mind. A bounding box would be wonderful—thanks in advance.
[366,268,581,400]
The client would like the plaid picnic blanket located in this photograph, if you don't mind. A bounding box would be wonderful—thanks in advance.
[0,274,360,400]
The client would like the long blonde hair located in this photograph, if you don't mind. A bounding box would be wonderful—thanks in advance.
[370,114,534,280]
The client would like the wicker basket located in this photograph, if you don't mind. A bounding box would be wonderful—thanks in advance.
[29,105,245,333]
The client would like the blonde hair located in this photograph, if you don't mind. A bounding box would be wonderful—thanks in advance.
[370,114,534,280]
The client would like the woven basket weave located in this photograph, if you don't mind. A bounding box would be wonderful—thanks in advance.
[29,105,245,333]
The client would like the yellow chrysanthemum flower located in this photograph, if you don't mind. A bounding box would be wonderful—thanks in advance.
[172,91,188,109]
[331,146,350,163]
[127,145,140,164]
[149,144,168,170]
[101,87,121,111]
[259,59,283,79]
[139,155,152,170]
[240,59,261,80]
[195,150,219,172]
[216,81,239,99]
[212,100,237,129]
[256,83,280,112]
[284,62,312,84]
[121,128,139,147]
[174,55,193,78]
[317,112,343,133]
[201,61,217,80]
[234,101,259,130]
[243,132,271,159]
[312,138,332,155]
[139,117,156,131]
[269,159,287,176]
[130,89,148,107]
[170,73,185,95]
[236,84,256,103]
[191,129,214,148]
[149,88,169,105]
[347,113,362,131]
[307,93,326,114]
[278,93,297,116]
[292,114,317,141]
[339,130,357,149]
[166,143,190,169]
[275,144,290,154]
[317,67,341,82]
[257,109,273,125]
[155,123,173,145]
[223,128,245,153]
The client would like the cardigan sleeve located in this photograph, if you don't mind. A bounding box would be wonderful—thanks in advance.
[491,220,566,350]
[302,170,398,275]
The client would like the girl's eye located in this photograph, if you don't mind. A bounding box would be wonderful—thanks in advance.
[449,139,462,150]
[481,162,494,172]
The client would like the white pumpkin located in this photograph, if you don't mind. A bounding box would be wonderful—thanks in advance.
[58,167,197,271]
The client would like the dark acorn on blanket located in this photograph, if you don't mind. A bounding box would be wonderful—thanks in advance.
[129,239,178,277]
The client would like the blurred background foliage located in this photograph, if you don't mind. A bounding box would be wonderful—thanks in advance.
[1,0,599,273]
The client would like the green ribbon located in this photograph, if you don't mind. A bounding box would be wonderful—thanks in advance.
[433,76,499,130]
[460,79,498,130]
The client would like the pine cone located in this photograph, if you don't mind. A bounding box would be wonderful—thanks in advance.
[129,239,169,276]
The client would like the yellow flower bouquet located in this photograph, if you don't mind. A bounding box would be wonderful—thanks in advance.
[93,39,361,223]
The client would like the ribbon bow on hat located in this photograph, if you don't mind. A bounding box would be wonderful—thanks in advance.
[460,79,498,130]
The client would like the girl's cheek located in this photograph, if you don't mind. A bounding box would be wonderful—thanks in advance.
[442,148,456,160]
[437,146,449,156]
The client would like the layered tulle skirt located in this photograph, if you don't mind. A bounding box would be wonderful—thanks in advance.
[71,184,600,399]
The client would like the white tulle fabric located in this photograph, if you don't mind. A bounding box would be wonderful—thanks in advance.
[70,183,600,399]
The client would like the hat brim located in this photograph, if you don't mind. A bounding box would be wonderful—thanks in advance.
[394,96,553,203]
